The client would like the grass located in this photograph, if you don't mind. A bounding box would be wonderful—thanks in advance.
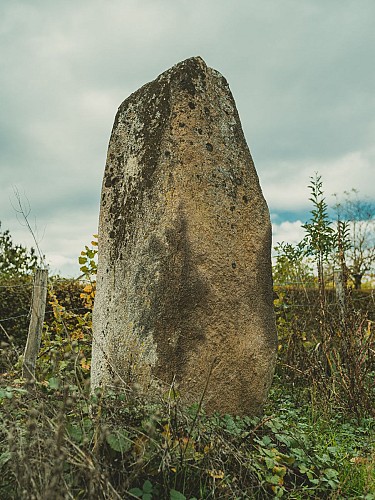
[0,276,374,498]
[0,369,374,499]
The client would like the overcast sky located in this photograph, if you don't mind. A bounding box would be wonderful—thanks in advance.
[1,0,374,276]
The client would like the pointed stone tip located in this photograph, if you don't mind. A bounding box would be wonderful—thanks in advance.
[172,56,208,71]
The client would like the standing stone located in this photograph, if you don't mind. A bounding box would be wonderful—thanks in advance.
[91,57,277,415]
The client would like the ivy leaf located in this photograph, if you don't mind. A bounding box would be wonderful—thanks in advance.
[128,488,143,498]
[106,430,132,453]
[170,490,186,500]
[48,377,59,390]
[0,388,12,399]
[66,423,83,443]
[143,480,153,493]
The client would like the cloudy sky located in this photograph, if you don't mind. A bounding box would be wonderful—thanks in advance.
[1,0,374,276]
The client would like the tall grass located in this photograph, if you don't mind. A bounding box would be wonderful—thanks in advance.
[0,277,374,498]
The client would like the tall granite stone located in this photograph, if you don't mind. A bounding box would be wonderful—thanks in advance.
[91,57,277,415]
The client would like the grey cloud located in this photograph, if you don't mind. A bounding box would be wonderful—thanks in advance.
[1,0,374,275]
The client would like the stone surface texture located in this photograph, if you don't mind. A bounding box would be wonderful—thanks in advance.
[91,56,277,415]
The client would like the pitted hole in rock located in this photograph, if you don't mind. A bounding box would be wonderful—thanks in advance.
[232,262,237,269]
[206,143,213,152]
[188,101,196,109]
[243,195,249,204]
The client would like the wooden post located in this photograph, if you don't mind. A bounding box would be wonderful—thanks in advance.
[22,268,48,381]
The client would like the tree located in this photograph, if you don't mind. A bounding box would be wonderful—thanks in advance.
[0,222,38,278]
[334,190,375,289]
[302,174,335,302]
[273,241,314,286]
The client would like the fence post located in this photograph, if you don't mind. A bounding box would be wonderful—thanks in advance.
[22,268,48,381]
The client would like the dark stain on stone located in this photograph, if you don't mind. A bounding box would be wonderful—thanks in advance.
[105,66,172,260]
[180,77,196,96]
[204,106,210,115]
[230,205,235,212]
[104,177,113,188]
[179,122,185,127]
[206,143,213,152]
[243,195,248,204]
[132,211,208,379]
[197,128,203,135]
[178,58,206,97]
[188,101,195,109]
[165,151,171,157]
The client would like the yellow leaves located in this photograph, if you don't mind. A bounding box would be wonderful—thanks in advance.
[80,281,96,309]
[80,283,95,300]
[162,423,171,443]
[208,469,224,479]
[71,330,84,340]
[133,435,148,456]
[203,443,212,454]
[273,465,287,478]
[161,424,213,463]
[49,293,65,321]
[80,357,91,371]
[350,456,369,464]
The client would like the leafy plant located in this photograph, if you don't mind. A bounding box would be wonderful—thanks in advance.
[0,222,38,278]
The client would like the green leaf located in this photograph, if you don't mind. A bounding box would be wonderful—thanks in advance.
[327,479,338,488]
[143,481,153,493]
[66,423,83,443]
[324,468,338,479]
[106,430,132,453]
[128,488,143,498]
[142,495,152,500]
[48,377,60,390]
[170,490,186,500]
[78,256,87,264]
[260,435,272,446]
[0,386,14,399]
[0,451,11,467]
